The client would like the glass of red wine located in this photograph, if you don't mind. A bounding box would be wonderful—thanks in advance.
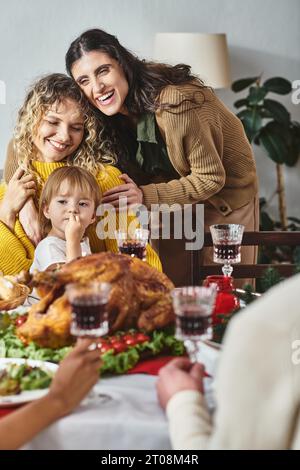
[115,228,149,261]
[210,224,245,277]
[66,282,112,338]
[171,286,217,362]
[65,281,112,403]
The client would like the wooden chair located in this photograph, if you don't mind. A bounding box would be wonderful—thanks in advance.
[194,231,300,283]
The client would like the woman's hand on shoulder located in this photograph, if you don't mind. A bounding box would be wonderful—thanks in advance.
[101,173,143,208]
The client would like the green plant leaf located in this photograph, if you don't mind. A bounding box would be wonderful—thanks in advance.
[237,108,262,142]
[259,123,288,163]
[260,210,275,231]
[248,86,267,105]
[253,133,261,145]
[260,267,283,293]
[263,99,290,124]
[293,247,300,265]
[265,120,290,141]
[260,109,273,119]
[291,121,300,132]
[233,98,248,109]
[290,122,300,151]
[263,77,292,95]
[231,76,259,92]
[263,122,300,166]
[289,216,300,224]
[285,143,299,166]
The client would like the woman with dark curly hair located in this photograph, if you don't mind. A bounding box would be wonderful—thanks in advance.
[63,29,259,285]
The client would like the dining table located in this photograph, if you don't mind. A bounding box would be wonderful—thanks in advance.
[20,343,219,450]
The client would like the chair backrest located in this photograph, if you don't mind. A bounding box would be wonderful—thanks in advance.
[197,231,300,281]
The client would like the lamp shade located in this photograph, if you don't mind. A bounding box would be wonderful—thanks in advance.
[154,33,231,89]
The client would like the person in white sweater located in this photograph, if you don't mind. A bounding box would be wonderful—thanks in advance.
[156,273,300,449]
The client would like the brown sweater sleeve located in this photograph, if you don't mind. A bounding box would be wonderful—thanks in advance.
[4,139,19,183]
[140,86,226,207]
[140,84,257,212]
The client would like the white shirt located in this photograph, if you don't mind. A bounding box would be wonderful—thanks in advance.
[166,273,300,449]
[30,236,91,272]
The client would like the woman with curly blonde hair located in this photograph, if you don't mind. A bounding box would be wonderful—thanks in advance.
[0,73,161,274]
[14,73,116,179]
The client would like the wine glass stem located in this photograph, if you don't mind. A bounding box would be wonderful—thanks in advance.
[222,262,233,277]
[184,339,199,363]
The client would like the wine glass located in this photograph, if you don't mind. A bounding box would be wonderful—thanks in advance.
[65,281,112,338]
[115,228,149,261]
[210,224,245,277]
[171,285,217,363]
[65,281,112,403]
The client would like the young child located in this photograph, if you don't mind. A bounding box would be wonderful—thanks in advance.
[30,166,101,272]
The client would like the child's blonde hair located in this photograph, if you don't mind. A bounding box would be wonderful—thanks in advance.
[39,166,102,238]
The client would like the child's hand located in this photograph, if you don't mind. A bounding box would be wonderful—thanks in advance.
[65,213,85,243]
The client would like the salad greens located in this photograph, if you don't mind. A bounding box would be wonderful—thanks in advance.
[100,328,185,375]
[0,362,52,396]
[0,314,72,362]
[0,312,185,376]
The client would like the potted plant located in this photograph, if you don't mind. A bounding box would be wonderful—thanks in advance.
[231,76,300,229]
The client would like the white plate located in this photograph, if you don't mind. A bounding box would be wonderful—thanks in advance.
[0,358,58,407]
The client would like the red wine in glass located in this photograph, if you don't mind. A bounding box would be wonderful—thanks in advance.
[175,306,212,340]
[213,243,241,264]
[119,241,146,260]
[70,295,109,338]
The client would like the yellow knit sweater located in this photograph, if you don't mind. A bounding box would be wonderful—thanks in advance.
[0,161,161,275]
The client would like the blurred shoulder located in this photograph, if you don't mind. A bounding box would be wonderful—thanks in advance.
[230,273,300,335]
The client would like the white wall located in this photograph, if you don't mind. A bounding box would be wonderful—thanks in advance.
[1,0,299,218]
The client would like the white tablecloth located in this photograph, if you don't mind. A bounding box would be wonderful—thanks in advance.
[23,343,220,450]
[23,374,172,450]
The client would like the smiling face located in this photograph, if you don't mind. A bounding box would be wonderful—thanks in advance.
[33,98,85,162]
[71,51,129,116]
[43,179,96,239]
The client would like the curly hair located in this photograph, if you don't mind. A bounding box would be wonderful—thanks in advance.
[14,73,117,184]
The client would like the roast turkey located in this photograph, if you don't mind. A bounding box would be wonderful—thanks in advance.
[17,253,175,348]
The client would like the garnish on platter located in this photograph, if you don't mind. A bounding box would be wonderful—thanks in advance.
[0,358,58,406]
[0,360,53,396]
[18,252,175,349]
[0,312,184,375]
